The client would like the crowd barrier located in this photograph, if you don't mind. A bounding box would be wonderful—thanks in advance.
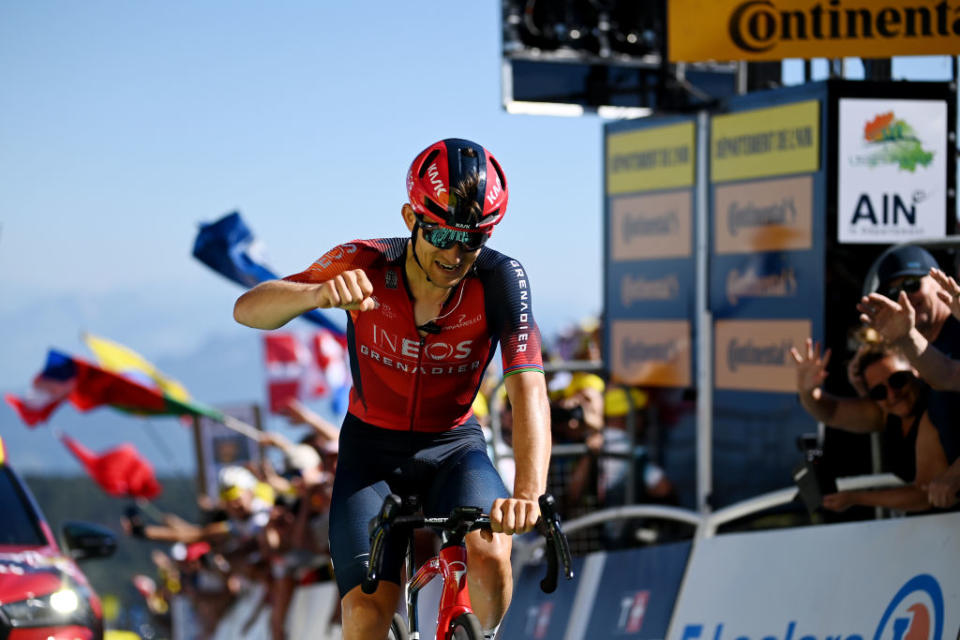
[196,475,958,639]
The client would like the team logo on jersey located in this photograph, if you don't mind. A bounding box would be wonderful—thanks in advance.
[385,270,398,289]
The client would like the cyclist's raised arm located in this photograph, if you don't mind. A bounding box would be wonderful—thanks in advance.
[234,279,329,330]
[234,242,377,330]
[493,370,551,534]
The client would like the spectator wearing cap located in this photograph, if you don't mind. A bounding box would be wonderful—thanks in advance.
[127,466,272,550]
[858,245,960,507]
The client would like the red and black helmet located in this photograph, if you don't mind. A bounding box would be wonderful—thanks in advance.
[406,138,508,232]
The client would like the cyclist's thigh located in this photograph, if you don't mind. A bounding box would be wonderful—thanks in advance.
[425,423,510,516]
[329,418,410,597]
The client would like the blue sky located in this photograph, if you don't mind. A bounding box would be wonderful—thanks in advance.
[0,2,956,473]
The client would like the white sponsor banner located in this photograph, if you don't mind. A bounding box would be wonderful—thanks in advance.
[838,98,947,244]
[668,512,960,640]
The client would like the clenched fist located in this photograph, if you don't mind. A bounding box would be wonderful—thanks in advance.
[317,269,376,311]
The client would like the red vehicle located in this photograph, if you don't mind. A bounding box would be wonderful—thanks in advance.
[0,435,116,640]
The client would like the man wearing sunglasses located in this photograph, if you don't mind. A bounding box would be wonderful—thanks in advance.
[858,245,960,508]
[234,138,550,639]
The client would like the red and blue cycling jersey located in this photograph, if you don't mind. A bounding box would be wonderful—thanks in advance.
[284,238,544,432]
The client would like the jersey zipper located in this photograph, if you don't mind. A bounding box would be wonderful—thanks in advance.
[408,335,426,432]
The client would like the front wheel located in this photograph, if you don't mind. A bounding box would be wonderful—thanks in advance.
[388,612,409,640]
[449,612,484,640]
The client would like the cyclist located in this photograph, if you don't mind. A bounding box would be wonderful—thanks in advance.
[234,138,550,639]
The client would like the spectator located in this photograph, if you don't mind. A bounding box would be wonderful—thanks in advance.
[601,387,676,506]
[858,247,960,388]
[857,245,960,507]
[546,368,605,520]
[790,339,951,511]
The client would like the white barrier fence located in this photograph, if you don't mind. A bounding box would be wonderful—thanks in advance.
[195,475,959,640]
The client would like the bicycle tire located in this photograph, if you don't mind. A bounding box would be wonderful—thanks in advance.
[449,612,484,640]
[388,612,409,640]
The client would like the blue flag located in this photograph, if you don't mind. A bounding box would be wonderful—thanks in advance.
[193,212,346,337]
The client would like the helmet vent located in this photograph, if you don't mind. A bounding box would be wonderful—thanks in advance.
[489,156,506,191]
[418,150,441,178]
[481,208,500,224]
[423,197,448,219]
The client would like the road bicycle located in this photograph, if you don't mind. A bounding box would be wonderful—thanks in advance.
[364,493,573,640]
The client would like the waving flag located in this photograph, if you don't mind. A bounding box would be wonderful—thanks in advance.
[60,434,162,499]
[5,350,223,427]
[264,330,350,415]
[192,211,345,337]
[82,333,191,402]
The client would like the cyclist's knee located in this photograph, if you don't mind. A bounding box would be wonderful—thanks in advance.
[466,530,512,571]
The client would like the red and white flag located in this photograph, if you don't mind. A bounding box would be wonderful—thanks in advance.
[263,330,349,414]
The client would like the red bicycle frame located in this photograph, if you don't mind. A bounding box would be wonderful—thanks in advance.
[406,543,473,639]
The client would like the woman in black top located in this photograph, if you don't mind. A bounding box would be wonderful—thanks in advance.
[791,340,949,512]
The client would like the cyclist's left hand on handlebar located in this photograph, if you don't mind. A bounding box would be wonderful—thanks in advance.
[490,497,540,534]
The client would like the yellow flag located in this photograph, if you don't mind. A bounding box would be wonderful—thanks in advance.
[82,333,191,402]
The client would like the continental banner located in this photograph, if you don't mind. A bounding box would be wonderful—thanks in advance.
[668,0,960,62]
[607,121,696,195]
[712,101,820,183]
[611,190,693,260]
[714,319,810,392]
[611,320,692,387]
[714,176,813,254]
[609,260,691,317]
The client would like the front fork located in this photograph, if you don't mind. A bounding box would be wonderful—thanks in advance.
[405,537,472,640]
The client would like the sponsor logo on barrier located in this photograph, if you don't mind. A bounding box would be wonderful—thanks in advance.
[680,574,944,640]
[726,265,797,306]
[715,176,813,254]
[622,273,681,306]
[668,0,960,63]
[715,320,809,391]
[607,122,696,194]
[611,320,691,387]
[838,99,947,244]
[617,591,650,633]
[524,601,553,639]
[612,191,693,260]
[711,101,820,183]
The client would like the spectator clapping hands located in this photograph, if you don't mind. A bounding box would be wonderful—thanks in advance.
[857,291,916,344]
[930,267,960,319]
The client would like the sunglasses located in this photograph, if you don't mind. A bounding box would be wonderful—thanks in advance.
[882,277,922,300]
[417,217,489,251]
[867,370,915,402]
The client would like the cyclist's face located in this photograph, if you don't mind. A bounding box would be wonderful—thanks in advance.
[403,204,483,288]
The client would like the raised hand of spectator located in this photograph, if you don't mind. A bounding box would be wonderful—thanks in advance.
[930,268,960,321]
[789,338,831,399]
[926,466,960,509]
[822,491,855,512]
[857,292,915,343]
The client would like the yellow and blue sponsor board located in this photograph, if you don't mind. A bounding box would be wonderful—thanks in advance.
[606,121,696,195]
[708,89,827,507]
[711,100,820,183]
